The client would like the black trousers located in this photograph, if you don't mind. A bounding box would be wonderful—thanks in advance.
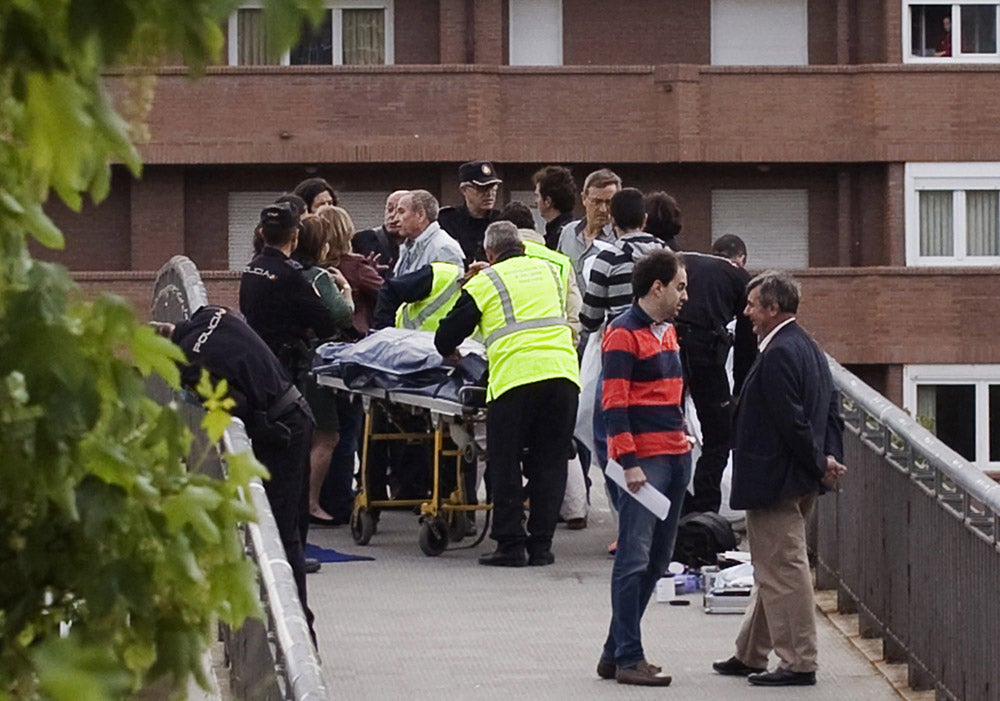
[486,378,578,554]
[319,393,364,520]
[252,404,314,628]
[681,357,733,515]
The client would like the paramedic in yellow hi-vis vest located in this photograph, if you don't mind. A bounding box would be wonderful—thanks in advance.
[372,261,473,331]
[435,221,581,567]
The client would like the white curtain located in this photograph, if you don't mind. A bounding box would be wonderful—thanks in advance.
[237,9,278,65]
[966,190,999,256]
[343,9,385,65]
[919,190,953,256]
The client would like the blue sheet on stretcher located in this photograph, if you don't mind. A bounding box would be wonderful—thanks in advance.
[313,327,488,404]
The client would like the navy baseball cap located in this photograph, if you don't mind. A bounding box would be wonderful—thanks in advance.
[459,161,502,187]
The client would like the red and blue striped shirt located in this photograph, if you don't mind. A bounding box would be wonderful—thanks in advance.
[602,303,689,469]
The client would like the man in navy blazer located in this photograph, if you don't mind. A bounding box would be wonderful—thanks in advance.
[712,271,846,688]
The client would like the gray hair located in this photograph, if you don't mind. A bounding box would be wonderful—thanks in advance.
[747,270,800,314]
[409,189,439,222]
[484,220,524,257]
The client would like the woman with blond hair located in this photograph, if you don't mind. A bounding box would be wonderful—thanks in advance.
[293,214,355,525]
[314,205,383,338]
[313,204,384,524]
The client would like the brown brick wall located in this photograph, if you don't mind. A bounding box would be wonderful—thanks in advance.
[112,65,1000,167]
[856,0,888,64]
[473,0,504,64]
[808,0,837,65]
[396,1,440,63]
[438,0,467,63]
[562,1,710,65]
[130,168,185,269]
[796,268,1000,366]
[39,171,132,271]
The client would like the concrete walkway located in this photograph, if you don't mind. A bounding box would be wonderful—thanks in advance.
[308,487,900,700]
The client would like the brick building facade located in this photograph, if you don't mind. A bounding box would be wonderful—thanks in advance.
[42,0,1000,471]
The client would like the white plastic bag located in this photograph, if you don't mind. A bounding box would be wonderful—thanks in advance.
[574,326,604,456]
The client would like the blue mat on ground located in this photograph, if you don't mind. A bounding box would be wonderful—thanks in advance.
[305,543,375,563]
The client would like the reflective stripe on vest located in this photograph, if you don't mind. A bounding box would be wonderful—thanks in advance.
[522,241,570,314]
[481,266,569,347]
[396,262,462,331]
[401,276,463,329]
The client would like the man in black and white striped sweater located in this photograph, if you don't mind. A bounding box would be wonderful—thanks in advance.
[579,188,671,475]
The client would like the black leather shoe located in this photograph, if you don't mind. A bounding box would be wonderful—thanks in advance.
[712,656,766,676]
[304,557,321,574]
[478,549,527,567]
[528,550,555,566]
[748,669,816,686]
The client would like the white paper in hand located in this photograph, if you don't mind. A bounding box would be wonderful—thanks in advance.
[606,458,672,520]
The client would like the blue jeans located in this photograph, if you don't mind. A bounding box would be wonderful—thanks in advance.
[601,452,692,668]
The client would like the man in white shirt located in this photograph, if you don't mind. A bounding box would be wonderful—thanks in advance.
[393,190,466,276]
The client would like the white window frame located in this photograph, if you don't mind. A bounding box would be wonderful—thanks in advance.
[904,162,1000,265]
[903,364,1000,470]
[227,0,394,66]
[902,0,1000,63]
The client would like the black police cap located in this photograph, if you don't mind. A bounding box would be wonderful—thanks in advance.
[259,203,298,230]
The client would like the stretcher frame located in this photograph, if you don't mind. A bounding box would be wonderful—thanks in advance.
[316,374,491,556]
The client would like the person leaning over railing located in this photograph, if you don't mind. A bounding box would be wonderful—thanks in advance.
[152,307,318,645]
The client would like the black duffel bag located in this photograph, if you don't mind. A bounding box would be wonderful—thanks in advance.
[673,511,738,567]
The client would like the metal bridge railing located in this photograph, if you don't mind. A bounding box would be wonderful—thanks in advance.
[816,357,1000,701]
[152,255,329,700]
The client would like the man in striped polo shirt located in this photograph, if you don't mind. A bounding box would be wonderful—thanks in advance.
[596,249,690,687]
[581,188,670,477]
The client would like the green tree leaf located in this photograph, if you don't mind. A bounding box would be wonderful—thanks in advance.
[0,1,317,696]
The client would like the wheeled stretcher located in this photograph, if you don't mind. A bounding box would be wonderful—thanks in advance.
[315,375,492,556]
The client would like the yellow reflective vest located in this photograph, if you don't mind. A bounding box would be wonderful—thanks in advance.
[395,262,464,331]
[523,240,573,294]
[464,254,580,402]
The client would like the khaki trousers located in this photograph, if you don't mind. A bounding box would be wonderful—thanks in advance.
[734,492,818,673]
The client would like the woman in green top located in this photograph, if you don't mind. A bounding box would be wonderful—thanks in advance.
[294,214,355,525]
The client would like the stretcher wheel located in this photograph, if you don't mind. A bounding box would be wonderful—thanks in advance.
[351,508,376,546]
[418,517,448,556]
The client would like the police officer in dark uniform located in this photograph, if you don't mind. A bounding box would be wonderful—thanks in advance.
[239,203,340,385]
[676,241,757,515]
[154,306,316,639]
[437,160,503,265]
[239,203,341,573]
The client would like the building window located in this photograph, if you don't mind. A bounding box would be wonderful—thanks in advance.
[710,0,808,66]
[904,2,1000,62]
[228,1,393,66]
[905,163,1000,265]
[904,365,1000,470]
[711,189,809,269]
[508,0,563,66]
